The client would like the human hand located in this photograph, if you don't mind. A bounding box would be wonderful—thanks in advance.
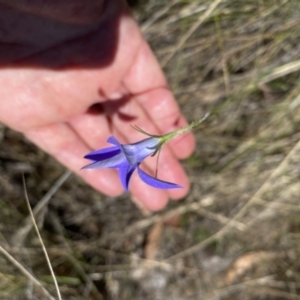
[0,0,195,211]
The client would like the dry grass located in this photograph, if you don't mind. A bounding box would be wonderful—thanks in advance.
[2,0,300,299]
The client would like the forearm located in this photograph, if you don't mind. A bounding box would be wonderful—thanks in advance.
[0,0,126,64]
[0,0,106,24]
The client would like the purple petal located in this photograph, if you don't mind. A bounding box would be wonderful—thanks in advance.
[107,136,122,148]
[82,151,125,169]
[84,146,120,162]
[137,167,182,189]
[118,163,136,191]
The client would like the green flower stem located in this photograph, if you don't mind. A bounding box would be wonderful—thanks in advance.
[132,112,209,156]
[160,112,210,144]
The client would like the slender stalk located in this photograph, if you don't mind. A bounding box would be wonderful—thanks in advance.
[22,175,62,300]
[0,245,55,300]
[161,112,210,143]
[133,113,209,158]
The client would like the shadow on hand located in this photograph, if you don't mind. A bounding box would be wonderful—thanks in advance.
[88,94,138,125]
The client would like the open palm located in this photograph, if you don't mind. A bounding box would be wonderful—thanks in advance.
[0,0,195,210]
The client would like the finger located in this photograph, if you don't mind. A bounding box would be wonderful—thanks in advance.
[134,88,195,159]
[129,170,169,211]
[123,41,196,159]
[25,122,123,196]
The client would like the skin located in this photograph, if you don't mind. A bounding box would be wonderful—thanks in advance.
[0,0,195,211]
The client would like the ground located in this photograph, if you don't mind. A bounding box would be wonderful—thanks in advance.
[2,0,300,299]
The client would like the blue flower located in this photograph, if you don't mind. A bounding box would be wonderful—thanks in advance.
[82,114,209,191]
[82,136,182,191]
